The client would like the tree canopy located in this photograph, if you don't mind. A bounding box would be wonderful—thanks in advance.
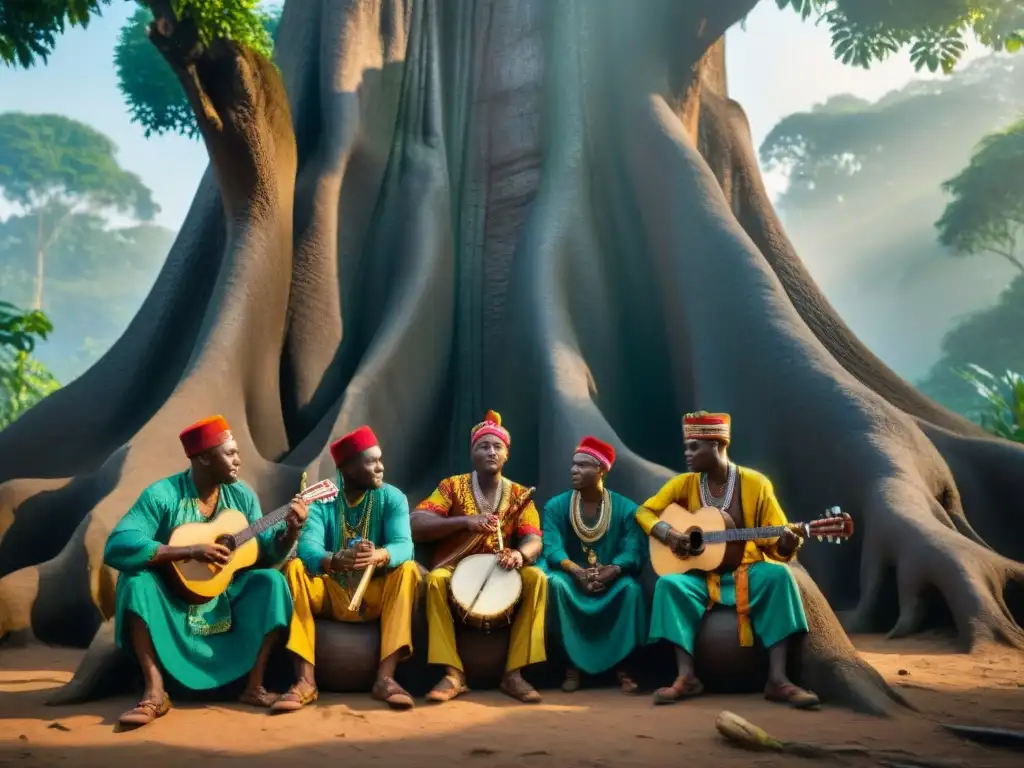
[0,111,158,308]
[758,54,1023,386]
[0,112,156,215]
[917,274,1024,416]
[0,1,276,69]
[778,0,1023,72]
[935,118,1024,271]
[0,210,175,381]
[114,3,281,138]
[760,55,1023,214]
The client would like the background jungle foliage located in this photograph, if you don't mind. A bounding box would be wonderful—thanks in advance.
[0,3,1021,434]
[760,53,1024,421]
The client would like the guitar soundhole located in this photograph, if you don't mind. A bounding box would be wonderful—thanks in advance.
[215,534,236,552]
[687,529,705,555]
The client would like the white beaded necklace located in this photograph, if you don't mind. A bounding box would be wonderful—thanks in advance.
[700,463,737,509]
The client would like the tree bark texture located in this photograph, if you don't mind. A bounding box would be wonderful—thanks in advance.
[0,0,1020,714]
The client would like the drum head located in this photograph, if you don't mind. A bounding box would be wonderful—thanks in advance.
[450,554,522,615]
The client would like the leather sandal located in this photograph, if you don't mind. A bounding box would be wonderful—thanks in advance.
[617,669,639,695]
[269,680,319,713]
[500,674,542,703]
[372,676,414,710]
[652,675,704,705]
[118,694,172,728]
[238,686,278,708]
[426,674,469,703]
[765,681,820,710]
[561,668,581,693]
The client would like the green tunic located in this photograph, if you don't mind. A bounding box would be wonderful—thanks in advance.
[297,482,414,579]
[541,490,648,675]
[104,470,294,691]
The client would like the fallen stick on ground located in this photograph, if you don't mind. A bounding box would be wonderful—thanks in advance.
[714,711,973,768]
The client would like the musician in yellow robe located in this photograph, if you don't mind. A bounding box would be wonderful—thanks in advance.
[636,412,819,709]
[274,426,422,712]
[410,410,547,704]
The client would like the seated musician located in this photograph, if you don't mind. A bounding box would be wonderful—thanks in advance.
[636,412,819,709]
[274,426,422,712]
[103,416,307,728]
[410,410,547,704]
[541,436,647,694]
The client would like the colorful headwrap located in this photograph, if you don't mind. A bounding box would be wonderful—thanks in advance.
[471,410,510,448]
[575,436,615,470]
[683,411,731,445]
[330,425,379,466]
[179,415,233,458]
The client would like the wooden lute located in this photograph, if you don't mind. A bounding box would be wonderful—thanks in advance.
[649,503,854,577]
[163,478,339,604]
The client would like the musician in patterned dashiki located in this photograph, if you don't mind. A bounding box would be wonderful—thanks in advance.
[541,436,647,693]
[636,412,819,709]
[275,426,422,712]
[103,415,307,729]
[410,410,547,704]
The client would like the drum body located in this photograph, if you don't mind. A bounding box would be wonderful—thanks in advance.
[449,553,523,632]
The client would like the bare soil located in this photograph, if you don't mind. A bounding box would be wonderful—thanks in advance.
[0,635,1021,768]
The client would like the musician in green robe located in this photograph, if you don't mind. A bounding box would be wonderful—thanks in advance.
[103,415,308,729]
[541,436,647,693]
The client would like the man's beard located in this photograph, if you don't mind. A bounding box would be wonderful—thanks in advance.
[345,476,378,492]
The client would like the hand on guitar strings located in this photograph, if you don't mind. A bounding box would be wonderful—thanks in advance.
[465,514,499,535]
[665,529,691,559]
[496,548,524,571]
[185,542,231,566]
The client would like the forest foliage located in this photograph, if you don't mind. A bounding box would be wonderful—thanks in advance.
[0,301,58,429]
[760,53,1024,421]
[0,0,1021,432]
[777,0,1023,72]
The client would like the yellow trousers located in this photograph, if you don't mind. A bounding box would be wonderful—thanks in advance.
[425,564,547,673]
[284,558,422,665]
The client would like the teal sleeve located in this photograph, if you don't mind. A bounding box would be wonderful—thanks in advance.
[103,488,164,574]
[611,501,646,573]
[380,487,413,566]
[542,499,571,570]
[298,501,332,576]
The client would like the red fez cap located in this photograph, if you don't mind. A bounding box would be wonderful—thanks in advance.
[179,415,232,458]
[330,425,379,466]
[575,436,615,470]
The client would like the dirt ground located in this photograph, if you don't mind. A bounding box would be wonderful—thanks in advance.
[0,635,1021,768]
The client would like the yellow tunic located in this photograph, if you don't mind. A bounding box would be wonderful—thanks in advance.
[417,475,547,673]
[636,467,797,646]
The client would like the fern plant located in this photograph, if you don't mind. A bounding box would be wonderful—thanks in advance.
[957,364,1024,443]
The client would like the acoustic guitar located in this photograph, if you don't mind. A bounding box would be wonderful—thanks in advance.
[649,503,854,577]
[163,478,339,604]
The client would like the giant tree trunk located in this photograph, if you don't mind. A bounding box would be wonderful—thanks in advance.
[0,0,1021,714]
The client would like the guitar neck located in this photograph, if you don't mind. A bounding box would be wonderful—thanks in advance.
[703,524,795,544]
[233,503,292,547]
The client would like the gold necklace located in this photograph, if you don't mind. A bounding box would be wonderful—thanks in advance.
[341,490,374,548]
[570,488,611,566]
